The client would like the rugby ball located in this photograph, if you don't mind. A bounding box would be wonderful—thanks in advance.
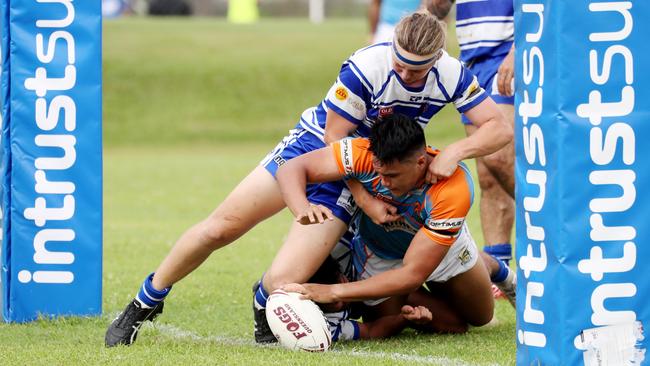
[265,289,332,352]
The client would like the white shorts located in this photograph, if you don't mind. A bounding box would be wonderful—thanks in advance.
[354,224,479,306]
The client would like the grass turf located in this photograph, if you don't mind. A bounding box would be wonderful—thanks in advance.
[0,18,515,365]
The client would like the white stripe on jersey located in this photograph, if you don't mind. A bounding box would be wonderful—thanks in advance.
[456,0,488,4]
[456,15,513,26]
[460,39,514,51]
[457,22,514,48]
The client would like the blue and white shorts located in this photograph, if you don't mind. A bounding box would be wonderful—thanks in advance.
[461,54,515,125]
[260,128,357,224]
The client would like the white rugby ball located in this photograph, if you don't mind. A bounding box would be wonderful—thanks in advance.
[265,289,332,352]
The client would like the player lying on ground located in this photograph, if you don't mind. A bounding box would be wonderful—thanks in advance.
[292,254,469,342]
[105,11,511,347]
[278,114,515,328]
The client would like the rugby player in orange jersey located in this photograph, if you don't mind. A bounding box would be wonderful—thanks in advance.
[278,114,515,327]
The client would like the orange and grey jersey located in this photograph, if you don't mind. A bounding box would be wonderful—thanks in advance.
[331,138,474,259]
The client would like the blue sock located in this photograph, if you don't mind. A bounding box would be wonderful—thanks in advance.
[490,256,510,283]
[136,273,171,308]
[484,243,512,266]
[254,279,269,310]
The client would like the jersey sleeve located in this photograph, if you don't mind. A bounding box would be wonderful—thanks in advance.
[451,63,488,113]
[331,138,375,179]
[323,62,373,125]
[420,168,473,246]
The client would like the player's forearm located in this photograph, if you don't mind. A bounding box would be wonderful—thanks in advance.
[346,179,372,209]
[361,314,409,339]
[276,162,312,217]
[332,268,425,302]
[448,115,513,160]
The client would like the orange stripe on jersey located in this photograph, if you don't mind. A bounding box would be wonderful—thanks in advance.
[331,138,375,177]
[419,165,472,246]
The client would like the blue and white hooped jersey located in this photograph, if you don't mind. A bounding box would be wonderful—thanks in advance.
[296,43,487,141]
[456,0,514,63]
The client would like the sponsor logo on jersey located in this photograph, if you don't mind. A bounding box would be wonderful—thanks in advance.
[425,217,464,230]
[336,188,356,215]
[348,99,364,112]
[381,219,417,234]
[378,107,393,118]
[335,86,348,101]
[410,96,423,102]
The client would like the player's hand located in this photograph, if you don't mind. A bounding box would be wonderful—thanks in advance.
[282,283,339,304]
[426,149,459,184]
[497,46,515,97]
[401,305,433,324]
[360,196,400,225]
[295,204,334,225]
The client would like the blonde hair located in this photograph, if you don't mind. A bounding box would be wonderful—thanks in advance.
[394,11,446,56]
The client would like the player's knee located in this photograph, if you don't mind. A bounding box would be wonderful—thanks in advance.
[482,149,513,177]
[467,307,495,327]
[200,213,247,249]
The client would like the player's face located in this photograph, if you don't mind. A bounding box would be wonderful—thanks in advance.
[391,58,433,86]
[373,153,427,196]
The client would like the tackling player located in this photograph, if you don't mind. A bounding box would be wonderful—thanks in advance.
[278,114,515,326]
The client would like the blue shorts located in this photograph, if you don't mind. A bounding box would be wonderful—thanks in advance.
[260,128,357,224]
[461,55,514,125]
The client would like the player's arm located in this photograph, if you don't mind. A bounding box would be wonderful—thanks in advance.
[285,231,449,302]
[368,0,381,41]
[427,97,512,183]
[276,147,345,224]
[323,109,358,145]
[358,305,433,339]
[425,0,455,20]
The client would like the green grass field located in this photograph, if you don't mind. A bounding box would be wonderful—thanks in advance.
[0,18,515,365]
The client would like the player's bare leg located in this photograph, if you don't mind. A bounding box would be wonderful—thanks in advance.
[263,218,349,292]
[106,165,285,347]
[152,166,286,289]
[438,258,494,327]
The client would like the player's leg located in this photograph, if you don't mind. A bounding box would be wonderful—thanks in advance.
[479,251,516,307]
[106,129,306,347]
[105,166,285,347]
[253,217,349,342]
[465,123,515,265]
[440,257,494,327]
[426,229,495,326]
[408,286,469,334]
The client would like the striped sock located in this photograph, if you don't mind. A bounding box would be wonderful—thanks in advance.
[136,273,171,309]
[483,243,512,266]
[253,279,269,310]
[490,256,510,283]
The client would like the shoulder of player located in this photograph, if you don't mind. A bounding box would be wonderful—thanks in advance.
[347,44,392,88]
[432,51,464,87]
[425,165,472,197]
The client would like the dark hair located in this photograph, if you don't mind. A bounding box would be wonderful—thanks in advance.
[309,256,342,285]
[369,114,426,164]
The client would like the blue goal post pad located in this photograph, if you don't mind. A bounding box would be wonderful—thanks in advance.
[0,0,102,322]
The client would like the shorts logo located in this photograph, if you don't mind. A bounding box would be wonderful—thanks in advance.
[458,248,472,265]
[273,155,286,167]
[335,86,348,101]
[336,188,357,215]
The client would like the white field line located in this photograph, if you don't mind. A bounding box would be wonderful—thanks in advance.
[149,322,497,366]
